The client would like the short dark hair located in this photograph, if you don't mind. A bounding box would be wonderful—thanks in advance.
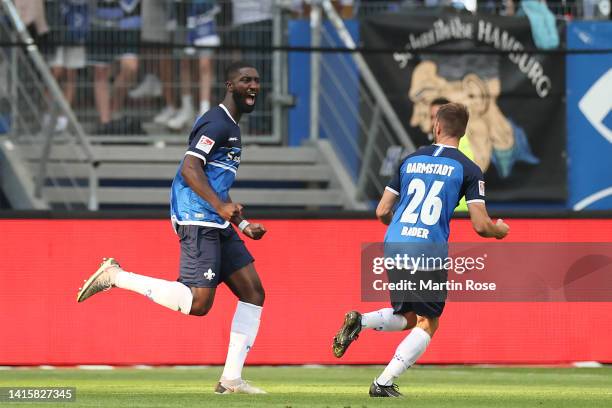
[430,97,451,107]
[436,103,469,138]
[224,61,255,82]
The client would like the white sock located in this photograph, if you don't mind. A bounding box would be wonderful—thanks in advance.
[376,327,431,386]
[221,301,263,381]
[361,308,407,331]
[114,270,193,314]
[181,94,193,110]
[199,100,210,116]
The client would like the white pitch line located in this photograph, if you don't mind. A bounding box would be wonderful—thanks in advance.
[173,365,211,369]
[76,365,115,370]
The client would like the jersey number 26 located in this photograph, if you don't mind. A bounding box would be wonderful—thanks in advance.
[399,179,444,226]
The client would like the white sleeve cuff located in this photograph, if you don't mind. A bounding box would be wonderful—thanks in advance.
[185,151,206,163]
[385,186,400,196]
[466,199,485,204]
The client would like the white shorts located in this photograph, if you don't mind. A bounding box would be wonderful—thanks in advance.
[49,46,86,69]
[141,0,173,43]
[183,34,220,58]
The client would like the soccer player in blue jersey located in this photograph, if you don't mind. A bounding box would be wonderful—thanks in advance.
[77,61,268,394]
[332,103,509,397]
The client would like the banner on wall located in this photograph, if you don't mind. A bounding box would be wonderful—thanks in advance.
[361,11,567,201]
[567,21,612,210]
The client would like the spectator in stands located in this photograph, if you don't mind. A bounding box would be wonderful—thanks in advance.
[517,0,559,49]
[14,0,49,48]
[89,0,142,134]
[501,0,516,15]
[167,0,221,131]
[292,0,355,18]
[228,0,272,133]
[337,0,355,18]
[14,0,50,133]
[45,0,89,132]
[130,0,176,127]
[584,0,612,19]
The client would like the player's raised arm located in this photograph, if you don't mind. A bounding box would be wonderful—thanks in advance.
[376,189,399,225]
[459,143,508,239]
[376,163,401,225]
[467,201,509,239]
[181,155,241,221]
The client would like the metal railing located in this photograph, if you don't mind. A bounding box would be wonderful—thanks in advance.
[0,0,98,210]
[309,1,416,202]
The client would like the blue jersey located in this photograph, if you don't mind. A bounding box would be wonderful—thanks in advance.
[47,1,89,43]
[93,0,141,30]
[187,0,220,46]
[385,144,485,245]
[170,104,241,230]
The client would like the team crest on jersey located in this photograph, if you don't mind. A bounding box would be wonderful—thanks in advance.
[479,180,485,196]
[196,135,215,154]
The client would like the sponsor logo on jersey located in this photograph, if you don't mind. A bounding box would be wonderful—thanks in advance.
[196,135,215,153]
[479,180,485,196]
[227,150,241,163]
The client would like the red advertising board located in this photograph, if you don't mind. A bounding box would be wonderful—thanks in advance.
[0,218,611,365]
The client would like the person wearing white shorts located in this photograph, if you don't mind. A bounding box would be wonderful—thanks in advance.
[47,45,86,131]
[49,45,86,70]
[44,0,89,132]
[166,1,221,131]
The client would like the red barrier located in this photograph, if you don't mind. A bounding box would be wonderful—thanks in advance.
[0,218,611,365]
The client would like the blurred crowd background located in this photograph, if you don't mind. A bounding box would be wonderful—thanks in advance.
[0,1,610,212]
[5,0,609,137]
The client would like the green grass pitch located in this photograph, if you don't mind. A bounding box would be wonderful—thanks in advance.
[1,366,611,407]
